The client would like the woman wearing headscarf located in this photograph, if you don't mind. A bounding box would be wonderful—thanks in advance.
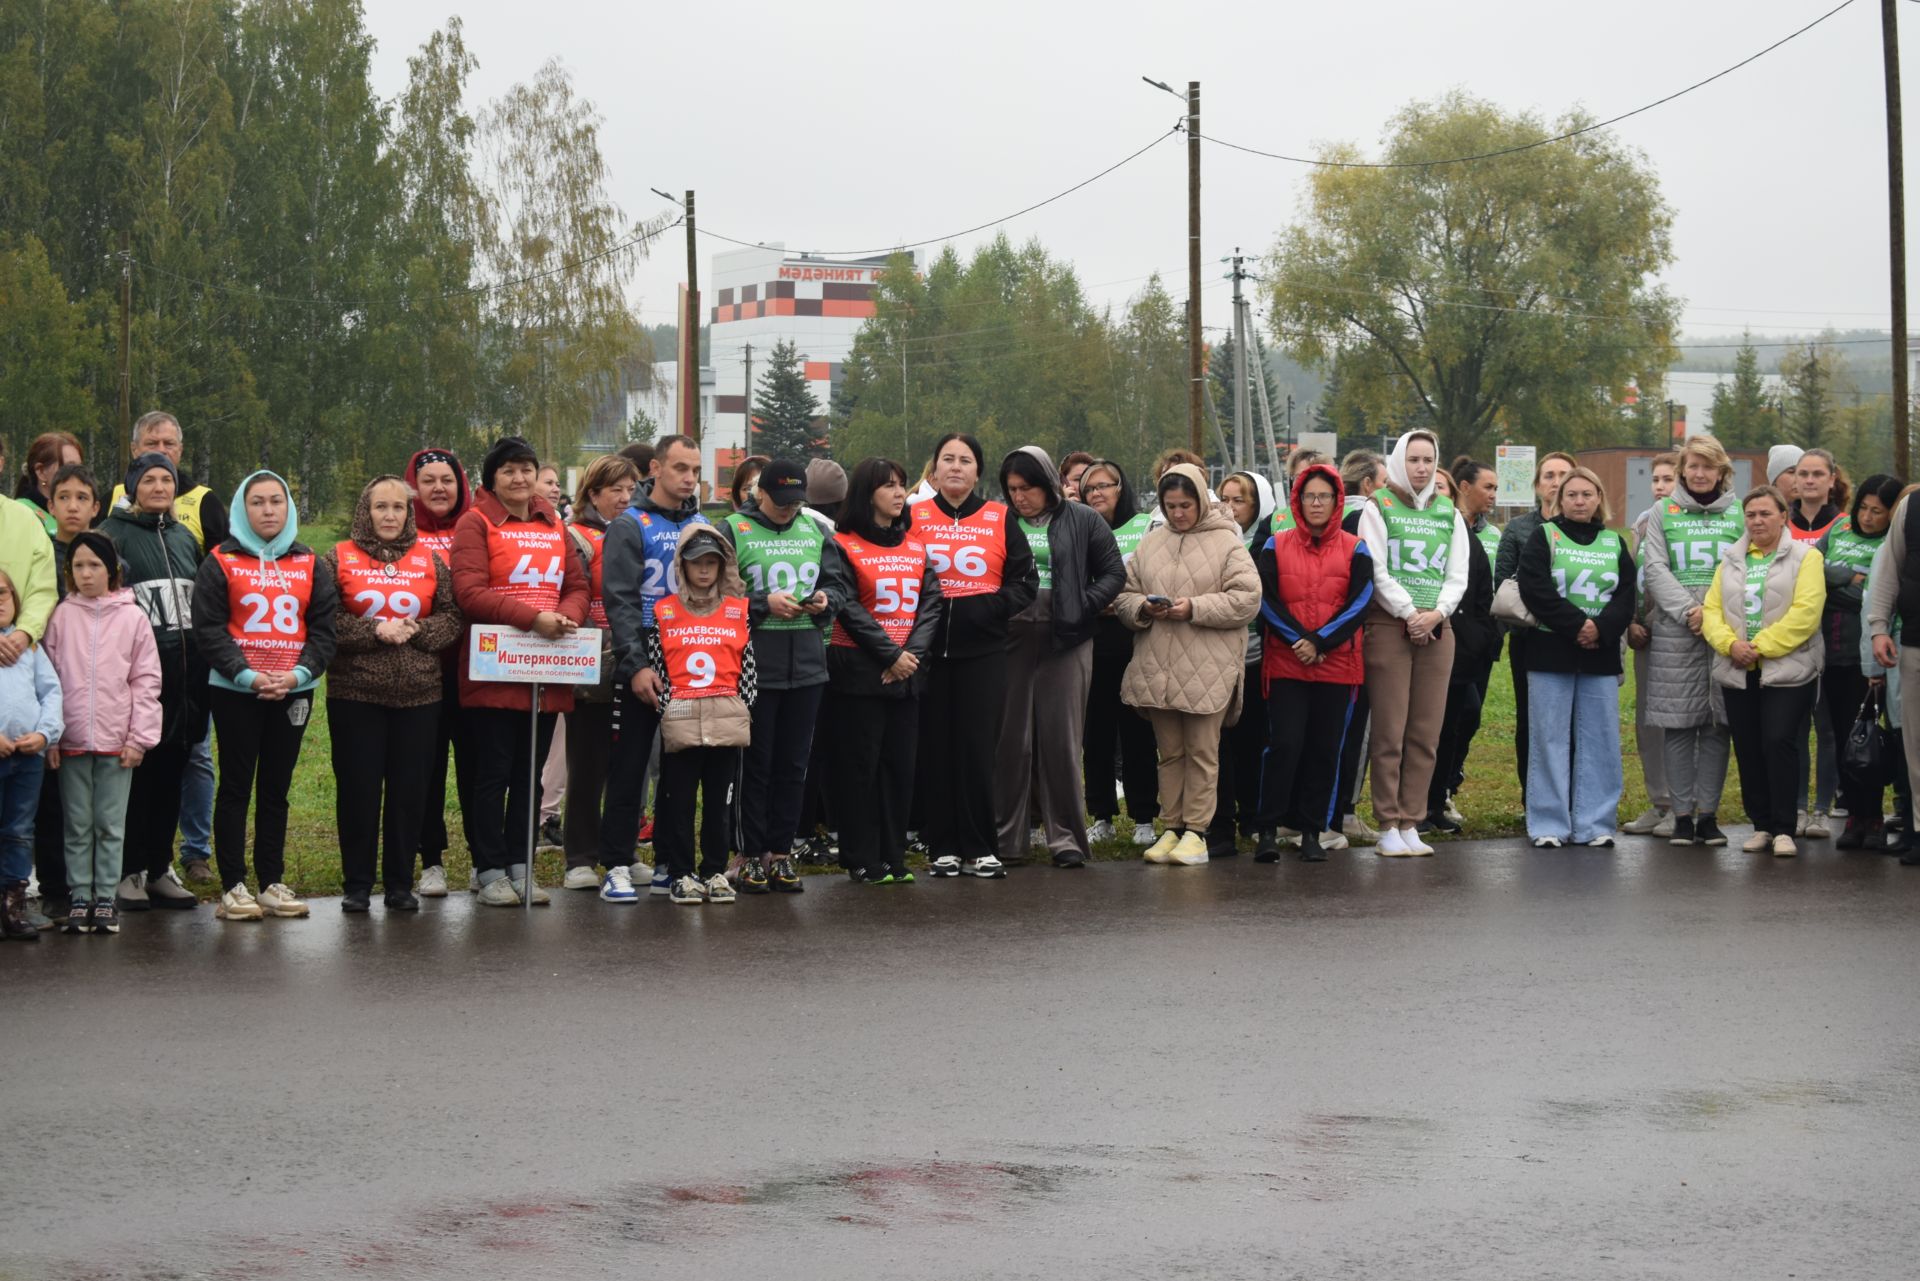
[324,475,462,911]
[1114,463,1261,865]
[1352,430,1471,857]
[1079,460,1159,846]
[1205,469,1277,857]
[993,446,1125,869]
[405,447,472,896]
[191,472,340,920]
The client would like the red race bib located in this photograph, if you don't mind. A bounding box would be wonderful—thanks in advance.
[830,535,928,648]
[569,522,608,627]
[655,595,749,698]
[485,518,566,613]
[220,550,314,674]
[415,528,455,564]
[334,540,437,620]
[910,499,1007,599]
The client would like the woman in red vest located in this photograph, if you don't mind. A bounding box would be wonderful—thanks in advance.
[190,472,339,921]
[405,447,471,897]
[822,457,945,884]
[451,436,590,907]
[324,476,463,912]
[1252,464,1375,864]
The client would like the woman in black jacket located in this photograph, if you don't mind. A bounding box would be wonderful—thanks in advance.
[1427,464,1500,831]
[1515,467,1637,848]
[1080,460,1160,846]
[821,458,946,884]
[907,434,1036,878]
[993,446,1126,869]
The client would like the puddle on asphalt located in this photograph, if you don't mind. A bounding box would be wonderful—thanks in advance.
[1540,1075,1870,1132]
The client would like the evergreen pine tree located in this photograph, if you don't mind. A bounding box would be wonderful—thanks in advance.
[753,339,825,459]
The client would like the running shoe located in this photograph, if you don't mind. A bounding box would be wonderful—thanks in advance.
[1622,807,1668,835]
[257,883,309,917]
[90,900,119,934]
[704,874,736,904]
[1399,827,1435,856]
[769,858,804,892]
[1695,815,1728,846]
[1742,830,1773,852]
[1772,834,1798,858]
[962,856,1005,879]
[649,864,673,896]
[65,899,92,935]
[537,815,564,850]
[1142,831,1178,863]
[1131,822,1156,846]
[1532,836,1564,849]
[417,865,449,897]
[1167,832,1209,865]
[1804,811,1832,840]
[600,866,638,903]
[1087,819,1115,844]
[669,875,704,904]
[906,832,930,856]
[929,855,962,878]
[215,885,265,920]
[738,858,770,894]
[562,866,600,891]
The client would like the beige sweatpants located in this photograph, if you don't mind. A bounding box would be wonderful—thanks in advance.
[1363,618,1456,828]
[1146,707,1230,830]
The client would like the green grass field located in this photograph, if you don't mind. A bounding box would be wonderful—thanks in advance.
[250,646,1756,899]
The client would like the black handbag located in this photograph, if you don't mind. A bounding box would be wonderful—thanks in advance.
[1844,687,1889,786]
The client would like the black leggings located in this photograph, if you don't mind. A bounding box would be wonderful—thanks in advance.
[833,692,919,875]
[1821,665,1874,819]
[330,698,440,896]
[1209,663,1266,842]
[461,705,557,875]
[1724,676,1819,837]
[210,687,313,891]
[656,746,740,880]
[741,684,825,858]
[1084,645,1159,824]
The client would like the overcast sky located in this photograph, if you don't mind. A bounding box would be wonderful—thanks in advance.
[363,0,1910,358]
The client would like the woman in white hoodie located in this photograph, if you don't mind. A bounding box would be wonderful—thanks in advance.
[1352,430,1472,856]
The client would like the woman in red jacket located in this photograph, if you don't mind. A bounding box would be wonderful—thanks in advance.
[1252,464,1376,864]
[450,436,590,906]
[405,446,472,897]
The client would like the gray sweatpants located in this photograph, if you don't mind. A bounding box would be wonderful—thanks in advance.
[1633,648,1670,810]
[1662,723,1730,818]
[62,753,134,902]
[995,625,1093,861]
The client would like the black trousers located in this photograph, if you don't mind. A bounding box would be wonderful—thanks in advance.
[834,691,919,875]
[1256,679,1358,833]
[1822,664,1874,819]
[461,705,557,875]
[417,670,469,869]
[561,699,615,868]
[917,651,1004,860]
[1331,687,1371,828]
[1084,645,1159,823]
[656,745,740,880]
[742,683,825,858]
[33,765,63,900]
[1209,663,1267,842]
[796,687,836,840]
[125,740,189,880]
[1725,675,1820,837]
[1509,632,1532,803]
[210,687,313,891]
[598,684,662,870]
[330,698,439,896]
[1430,661,1493,815]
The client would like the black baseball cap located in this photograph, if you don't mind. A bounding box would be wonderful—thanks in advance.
[759,460,810,506]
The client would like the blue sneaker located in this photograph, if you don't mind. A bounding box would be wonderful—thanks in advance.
[648,863,672,897]
[599,866,639,903]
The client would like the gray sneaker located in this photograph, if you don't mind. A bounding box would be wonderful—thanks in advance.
[1622,807,1668,835]
[476,877,521,907]
[114,873,150,911]
[147,867,199,910]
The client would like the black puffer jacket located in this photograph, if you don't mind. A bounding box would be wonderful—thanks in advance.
[1448,513,1500,678]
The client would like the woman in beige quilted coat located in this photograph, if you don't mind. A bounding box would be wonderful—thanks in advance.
[1114,464,1261,865]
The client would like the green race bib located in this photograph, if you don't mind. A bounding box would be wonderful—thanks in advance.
[1660,500,1744,587]
[1020,517,1053,590]
[1742,548,1784,641]
[1823,517,1880,579]
[1542,526,1623,627]
[1376,493,1456,611]
[1476,521,1501,569]
[731,515,825,632]
[1111,512,1153,564]
[1270,506,1296,535]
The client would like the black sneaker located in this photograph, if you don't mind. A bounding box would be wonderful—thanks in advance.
[90,900,119,934]
[384,891,421,911]
[1901,847,1920,866]
[1297,829,1327,862]
[1422,811,1462,834]
[1206,834,1239,859]
[1694,815,1728,846]
[849,865,890,885]
[739,858,771,894]
[341,892,371,913]
[1836,817,1871,850]
[1253,831,1282,863]
[1051,851,1086,869]
[769,857,804,892]
[537,814,564,850]
[64,898,92,935]
[888,864,915,884]
[1667,815,1695,845]
[1884,823,1913,855]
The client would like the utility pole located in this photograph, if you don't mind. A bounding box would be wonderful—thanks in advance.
[901,338,909,458]
[685,189,701,446]
[1229,249,1249,469]
[1885,0,1910,475]
[117,231,132,472]
[742,342,754,451]
[1187,81,1203,456]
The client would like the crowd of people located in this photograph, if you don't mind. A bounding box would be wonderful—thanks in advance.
[1,414,1914,942]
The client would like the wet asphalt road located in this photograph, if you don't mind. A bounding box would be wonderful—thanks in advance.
[4,835,1918,1280]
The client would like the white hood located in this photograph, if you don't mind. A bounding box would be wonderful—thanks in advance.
[1385,430,1442,510]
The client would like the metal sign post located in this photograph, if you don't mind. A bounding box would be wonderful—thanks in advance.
[469,626,603,912]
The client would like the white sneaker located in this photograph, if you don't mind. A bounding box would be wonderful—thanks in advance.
[963,856,1006,879]
[563,866,600,891]
[1794,812,1808,837]
[1742,830,1774,853]
[1319,829,1349,851]
[1277,826,1301,847]
[1377,827,1412,857]
[629,861,654,886]
[1443,796,1464,825]
[1399,826,1434,856]
[214,884,263,921]
[417,865,448,897]
[1804,811,1831,839]
[1087,819,1115,843]
[476,877,520,906]
[1828,806,1850,821]
[1772,833,1798,858]
[1131,822,1156,846]
[257,883,308,918]
[704,873,736,903]
[1168,831,1210,865]
[1343,813,1379,843]
[1143,831,1178,863]
[1622,807,1668,835]
[599,866,638,903]
[929,855,962,877]
[1652,813,1676,838]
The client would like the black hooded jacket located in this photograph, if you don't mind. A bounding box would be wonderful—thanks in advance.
[1001,446,1127,652]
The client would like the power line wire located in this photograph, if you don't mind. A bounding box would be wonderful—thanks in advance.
[1198,0,1859,168]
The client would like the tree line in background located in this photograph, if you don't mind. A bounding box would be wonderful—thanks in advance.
[0,1,654,510]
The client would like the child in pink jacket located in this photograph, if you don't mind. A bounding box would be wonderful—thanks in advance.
[43,532,161,935]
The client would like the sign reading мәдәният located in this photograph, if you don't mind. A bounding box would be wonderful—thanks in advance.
[468,626,603,685]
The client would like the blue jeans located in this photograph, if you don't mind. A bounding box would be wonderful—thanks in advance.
[178,728,214,859]
[1525,670,1623,843]
[0,752,47,884]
